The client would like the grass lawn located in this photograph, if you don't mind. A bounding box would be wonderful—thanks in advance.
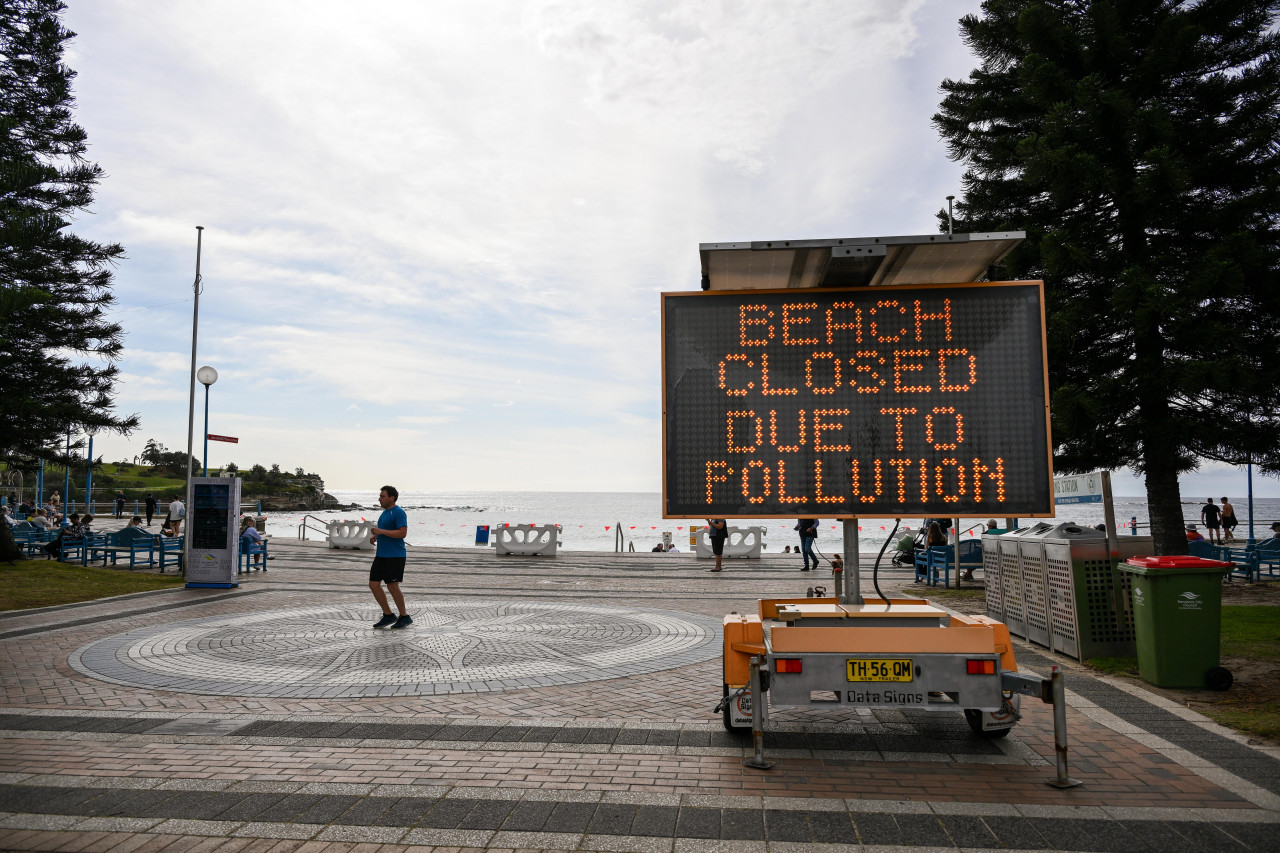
[0,559,184,611]
[1083,606,1280,743]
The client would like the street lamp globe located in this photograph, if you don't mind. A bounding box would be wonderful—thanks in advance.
[197,366,219,387]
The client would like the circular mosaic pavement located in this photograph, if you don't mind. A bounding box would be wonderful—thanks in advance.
[69,600,722,698]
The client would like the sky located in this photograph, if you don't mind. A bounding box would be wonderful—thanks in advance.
[56,0,1275,500]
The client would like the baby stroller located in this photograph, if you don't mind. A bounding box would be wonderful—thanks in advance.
[891,530,924,566]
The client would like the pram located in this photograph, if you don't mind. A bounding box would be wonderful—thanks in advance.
[891,530,924,566]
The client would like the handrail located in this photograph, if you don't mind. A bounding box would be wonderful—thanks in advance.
[298,514,329,541]
[615,521,626,552]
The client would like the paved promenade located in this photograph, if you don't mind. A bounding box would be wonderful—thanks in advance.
[1,540,1277,852]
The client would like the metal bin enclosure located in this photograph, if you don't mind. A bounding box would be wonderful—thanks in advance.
[1044,532,1152,660]
[985,524,1152,661]
[987,524,1053,636]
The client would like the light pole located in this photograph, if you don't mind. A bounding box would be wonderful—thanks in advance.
[198,366,218,477]
[63,427,71,523]
[184,227,205,575]
[85,426,97,513]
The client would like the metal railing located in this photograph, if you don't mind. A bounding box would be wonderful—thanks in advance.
[297,514,329,541]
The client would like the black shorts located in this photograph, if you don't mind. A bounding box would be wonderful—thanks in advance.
[1205,520,1220,530]
[711,536,726,556]
[1223,517,1237,529]
[369,556,405,584]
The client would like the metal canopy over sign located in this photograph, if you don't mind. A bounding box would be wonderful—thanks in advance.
[699,231,1025,291]
[662,281,1053,518]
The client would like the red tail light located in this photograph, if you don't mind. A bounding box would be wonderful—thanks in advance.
[966,659,995,675]
[775,658,803,673]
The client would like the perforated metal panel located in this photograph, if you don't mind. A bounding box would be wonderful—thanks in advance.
[998,538,1027,636]
[983,534,1004,619]
[1045,550,1079,658]
[1020,546,1051,648]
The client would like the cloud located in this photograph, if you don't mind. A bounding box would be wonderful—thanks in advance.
[65,2,1274,498]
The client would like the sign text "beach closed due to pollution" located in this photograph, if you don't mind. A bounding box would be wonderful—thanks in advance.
[662,282,1053,518]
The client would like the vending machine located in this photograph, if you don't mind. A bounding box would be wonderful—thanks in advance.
[185,476,242,588]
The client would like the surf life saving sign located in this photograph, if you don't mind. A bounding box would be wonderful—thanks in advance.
[1054,471,1105,504]
[662,282,1053,518]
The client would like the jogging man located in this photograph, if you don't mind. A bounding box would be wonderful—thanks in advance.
[369,485,412,629]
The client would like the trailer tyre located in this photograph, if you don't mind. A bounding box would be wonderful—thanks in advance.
[964,709,1012,738]
[721,684,749,736]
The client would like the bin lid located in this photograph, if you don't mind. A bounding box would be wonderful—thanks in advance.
[1041,522,1104,541]
[1123,556,1233,569]
[1004,522,1056,538]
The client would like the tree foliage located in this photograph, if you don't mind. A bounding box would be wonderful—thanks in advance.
[934,0,1280,552]
[0,0,137,470]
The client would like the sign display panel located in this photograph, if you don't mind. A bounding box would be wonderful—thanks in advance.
[662,282,1052,518]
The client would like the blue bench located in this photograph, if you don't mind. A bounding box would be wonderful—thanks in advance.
[1222,540,1280,581]
[44,533,88,564]
[238,536,269,574]
[157,536,184,571]
[88,528,156,569]
[926,540,983,588]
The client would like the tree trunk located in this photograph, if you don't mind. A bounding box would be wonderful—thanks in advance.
[1142,447,1187,556]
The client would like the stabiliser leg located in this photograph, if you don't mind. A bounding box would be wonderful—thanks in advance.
[743,655,773,770]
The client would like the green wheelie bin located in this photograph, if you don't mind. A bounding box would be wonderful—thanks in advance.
[1120,556,1234,690]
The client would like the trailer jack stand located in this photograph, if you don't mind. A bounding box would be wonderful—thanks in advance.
[743,655,773,770]
[1045,667,1081,789]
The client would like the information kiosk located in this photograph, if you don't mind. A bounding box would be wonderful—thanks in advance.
[185,476,242,589]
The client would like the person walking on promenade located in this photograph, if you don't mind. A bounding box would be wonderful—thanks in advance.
[1201,498,1223,544]
[168,495,185,536]
[144,494,157,526]
[1220,497,1238,542]
[796,519,818,571]
[114,491,126,519]
[705,518,728,572]
[369,485,412,629]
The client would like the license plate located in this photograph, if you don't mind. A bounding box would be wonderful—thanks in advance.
[847,658,914,682]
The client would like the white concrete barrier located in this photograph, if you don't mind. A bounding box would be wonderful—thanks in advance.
[495,524,560,556]
[327,520,375,550]
[695,526,765,559]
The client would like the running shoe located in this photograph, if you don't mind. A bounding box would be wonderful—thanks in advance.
[391,614,414,630]
[373,614,397,629]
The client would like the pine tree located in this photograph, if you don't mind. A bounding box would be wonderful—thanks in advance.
[934,0,1280,553]
[0,0,137,470]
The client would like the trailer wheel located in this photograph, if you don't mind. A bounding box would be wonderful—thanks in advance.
[964,709,1012,738]
[722,684,749,736]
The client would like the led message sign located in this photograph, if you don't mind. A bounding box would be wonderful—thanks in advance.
[662,282,1052,518]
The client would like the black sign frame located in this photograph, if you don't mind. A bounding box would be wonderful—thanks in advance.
[661,281,1054,519]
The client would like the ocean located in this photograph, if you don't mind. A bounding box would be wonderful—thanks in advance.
[257,490,1280,553]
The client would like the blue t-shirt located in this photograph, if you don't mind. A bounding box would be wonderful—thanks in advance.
[376,506,408,557]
